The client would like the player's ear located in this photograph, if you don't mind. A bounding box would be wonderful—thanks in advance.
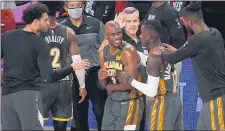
[33,19,39,27]
[187,19,193,27]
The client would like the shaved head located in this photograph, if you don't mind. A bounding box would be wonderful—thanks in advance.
[104,21,122,48]
[104,21,121,34]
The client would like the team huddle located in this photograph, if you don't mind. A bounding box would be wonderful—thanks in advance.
[1,1,225,131]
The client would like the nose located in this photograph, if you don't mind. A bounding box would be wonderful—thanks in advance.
[47,20,50,25]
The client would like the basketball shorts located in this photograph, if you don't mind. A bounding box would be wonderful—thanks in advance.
[40,80,72,122]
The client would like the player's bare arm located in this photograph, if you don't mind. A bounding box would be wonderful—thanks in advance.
[106,45,139,95]
[118,53,163,99]
[68,27,87,103]
[98,48,108,88]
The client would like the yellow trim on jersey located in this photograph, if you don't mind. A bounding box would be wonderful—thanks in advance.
[132,99,140,125]
[150,97,158,130]
[102,46,105,62]
[217,97,225,130]
[157,96,164,130]
[43,118,49,121]
[110,49,119,55]
[125,100,134,125]
[209,100,216,130]
[66,27,69,40]
[159,79,167,95]
[52,117,72,122]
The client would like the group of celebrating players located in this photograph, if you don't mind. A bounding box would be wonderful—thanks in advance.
[1,1,225,131]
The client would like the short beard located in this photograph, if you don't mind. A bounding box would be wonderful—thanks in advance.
[186,26,195,35]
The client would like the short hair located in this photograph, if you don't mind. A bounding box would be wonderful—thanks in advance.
[22,3,49,24]
[64,0,85,5]
[142,19,162,38]
[180,1,203,22]
[104,21,120,32]
[122,7,139,17]
[39,1,64,16]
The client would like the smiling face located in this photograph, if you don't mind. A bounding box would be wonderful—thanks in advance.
[124,12,140,36]
[106,26,123,48]
[105,21,123,49]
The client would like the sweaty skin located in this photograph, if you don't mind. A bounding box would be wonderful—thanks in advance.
[98,21,140,95]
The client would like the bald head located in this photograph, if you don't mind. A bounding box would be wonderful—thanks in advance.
[104,21,120,34]
[104,21,122,48]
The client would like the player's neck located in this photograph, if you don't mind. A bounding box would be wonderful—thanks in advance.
[148,39,161,50]
[69,16,83,27]
[126,31,137,42]
[194,22,209,35]
[48,16,58,28]
[109,45,118,55]
[23,24,38,35]
[153,1,165,8]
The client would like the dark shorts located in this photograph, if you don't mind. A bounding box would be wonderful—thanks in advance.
[101,97,144,130]
[197,94,225,130]
[40,80,72,122]
[146,94,183,130]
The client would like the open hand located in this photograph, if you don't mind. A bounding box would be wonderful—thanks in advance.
[162,43,177,52]
[114,12,126,29]
[78,88,87,103]
[71,59,90,70]
[98,68,108,80]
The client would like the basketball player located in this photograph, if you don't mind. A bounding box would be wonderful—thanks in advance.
[159,2,225,130]
[98,21,144,130]
[1,3,89,130]
[118,20,183,130]
[39,2,86,131]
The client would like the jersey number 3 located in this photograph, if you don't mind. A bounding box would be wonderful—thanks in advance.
[50,47,61,68]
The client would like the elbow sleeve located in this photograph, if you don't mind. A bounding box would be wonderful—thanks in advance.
[72,55,86,88]
[131,75,159,97]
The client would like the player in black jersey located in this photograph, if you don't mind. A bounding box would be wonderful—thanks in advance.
[1,3,89,130]
[39,1,87,131]
[98,21,144,130]
[118,20,183,130]
[159,2,225,130]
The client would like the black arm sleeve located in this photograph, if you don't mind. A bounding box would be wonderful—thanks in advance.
[35,37,73,83]
[163,9,186,48]
[161,37,200,64]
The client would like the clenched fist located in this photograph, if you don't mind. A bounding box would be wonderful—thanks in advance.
[98,68,108,80]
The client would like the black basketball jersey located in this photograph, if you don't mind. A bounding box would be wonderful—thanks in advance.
[157,63,177,96]
[40,25,70,80]
[103,42,143,101]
